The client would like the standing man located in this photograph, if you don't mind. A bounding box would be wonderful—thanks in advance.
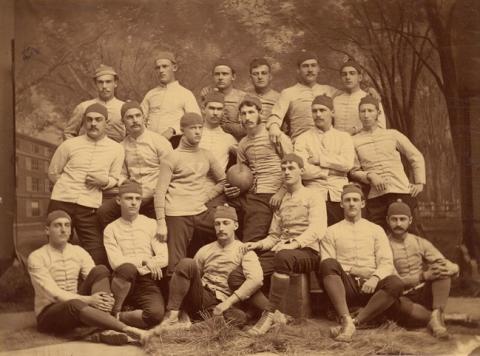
[225,96,292,243]
[97,101,173,230]
[267,51,338,142]
[229,153,327,336]
[154,112,226,276]
[141,51,201,147]
[63,64,125,143]
[320,184,404,342]
[201,59,246,140]
[333,59,386,135]
[295,95,355,225]
[153,204,263,330]
[48,103,124,266]
[386,200,458,339]
[350,96,426,231]
[246,58,280,122]
[104,180,168,329]
[28,210,145,345]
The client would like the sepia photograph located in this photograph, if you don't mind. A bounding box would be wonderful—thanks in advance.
[1,0,480,355]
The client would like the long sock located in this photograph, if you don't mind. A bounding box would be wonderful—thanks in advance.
[166,273,191,311]
[431,278,451,311]
[356,290,394,324]
[268,273,290,312]
[79,305,127,332]
[247,290,271,311]
[111,277,132,315]
[323,275,349,316]
[119,309,149,329]
[397,296,431,325]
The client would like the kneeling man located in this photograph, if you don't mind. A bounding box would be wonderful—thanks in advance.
[320,184,403,342]
[156,204,263,330]
[104,180,168,328]
[28,210,145,344]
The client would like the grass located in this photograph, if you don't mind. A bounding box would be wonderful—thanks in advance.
[0,260,34,313]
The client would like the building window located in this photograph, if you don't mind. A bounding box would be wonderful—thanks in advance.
[32,177,40,192]
[29,201,40,217]
[44,160,49,173]
[33,143,40,153]
[25,157,31,170]
[26,176,32,191]
[31,159,39,170]
[44,179,51,193]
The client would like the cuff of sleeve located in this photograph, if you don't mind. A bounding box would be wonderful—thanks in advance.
[266,116,281,130]
[103,177,116,190]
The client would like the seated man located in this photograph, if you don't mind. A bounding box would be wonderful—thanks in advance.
[28,210,145,345]
[154,204,263,330]
[154,112,226,276]
[97,101,173,230]
[229,153,327,336]
[295,95,354,226]
[320,184,403,342]
[350,96,426,231]
[225,96,292,243]
[386,200,459,339]
[104,180,168,329]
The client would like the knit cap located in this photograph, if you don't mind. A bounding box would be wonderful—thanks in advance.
[387,199,412,217]
[341,183,365,199]
[312,95,334,111]
[155,51,176,64]
[359,95,380,109]
[84,103,108,120]
[214,203,238,222]
[46,210,71,226]
[121,101,143,118]
[119,180,142,196]
[296,51,318,66]
[180,112,204,128]
[204,92,225,105]
[93,64,117,78]
[213,58,235,73]
[282,153,304,169]
[340,59,362,74]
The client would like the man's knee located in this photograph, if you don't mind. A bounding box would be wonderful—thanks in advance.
[227,266,246,291]
[88,265,110,281]
[273,250,298,275]
[320,258,342,276]
[66,299,88,315]
[113,263,138,282]
[379,275,404,298]
[142,303,165,326]
[174,258,198,278]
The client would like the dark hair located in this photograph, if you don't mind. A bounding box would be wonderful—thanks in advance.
[239,99,261,112]
[249,58,271,73]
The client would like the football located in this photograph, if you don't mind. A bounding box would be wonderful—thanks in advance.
[226,163,254,193]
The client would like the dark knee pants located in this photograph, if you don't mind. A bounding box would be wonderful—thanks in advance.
[37,265,110,333]
[97,198,156,232]
[48,200,108,266]
[366,193,417,232]
[167,258,219,316]
[166,210,216,276]
[113,263,165,326]
[320,258,403,307]
[228,248,320,291]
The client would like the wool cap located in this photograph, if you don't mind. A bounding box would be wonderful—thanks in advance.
[239,95,262,111]
[341,183,365,199]
[214,203,238,222]
[119,179,142,196]
[249,57,271,71]
[155,51,176,64]
[204,91,225,105]
[121,100,143,118]
[387,199,412,217]
[93,64,117,79]
[359,95,380,109]
[281,153,304,169]
[213,58,235,73]
[312,95,334,111]
[340,59,362,74]
[180,112,204,128]
[46,210,71,226]
[296,51,318,66]
[84,103,108,120]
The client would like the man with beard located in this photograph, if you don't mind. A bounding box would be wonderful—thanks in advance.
[48,103,124,266]
[63,64,125,143]
[386,200,458,339]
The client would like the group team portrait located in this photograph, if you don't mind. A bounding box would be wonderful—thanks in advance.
[1,0,480,355]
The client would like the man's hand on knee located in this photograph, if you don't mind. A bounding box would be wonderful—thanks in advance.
[361,276,379,294]
[88,292,115,312]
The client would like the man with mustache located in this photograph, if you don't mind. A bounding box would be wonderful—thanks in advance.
[28,210,145,345]
[151,204,262,331]
[154,112,226,277]
[141,51,201,148]
[104,180,168,329]
[320,183,403,342]
[48,103,124,266]
[97,101,173,230]
[225,96,292,244]
[350,96,426,231]
[63,64,125,143]
[333,59,386,135]
[386,200,458,339]
[294,95,355,226]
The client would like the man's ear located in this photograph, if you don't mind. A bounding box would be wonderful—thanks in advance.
[172,63,178,73]
[361,199,366,209]
[116,196,121,206]
[234,222,239,230]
